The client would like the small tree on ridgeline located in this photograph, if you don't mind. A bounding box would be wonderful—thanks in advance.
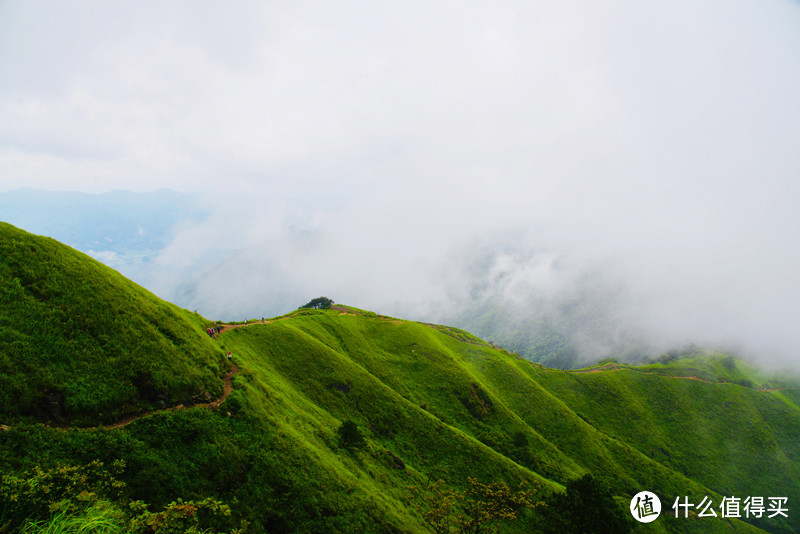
[299,296,334,310]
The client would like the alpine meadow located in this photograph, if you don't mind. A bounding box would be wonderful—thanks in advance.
[1,223,798,533]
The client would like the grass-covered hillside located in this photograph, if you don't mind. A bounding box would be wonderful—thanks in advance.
[1,224,799,533]
[0,222,228,426]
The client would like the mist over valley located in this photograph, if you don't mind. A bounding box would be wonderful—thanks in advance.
[2,186,797,371]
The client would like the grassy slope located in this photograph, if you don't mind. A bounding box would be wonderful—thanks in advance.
[1,226,796,532]
[214,310,780,532]
[2,306,788,532]
[214,311,554,531]
[0,222,228,426]
[624,353,782,387]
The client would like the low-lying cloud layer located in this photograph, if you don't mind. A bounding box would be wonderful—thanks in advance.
[2,1,799,366]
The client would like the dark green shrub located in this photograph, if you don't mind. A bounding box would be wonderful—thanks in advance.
[512,431,529,449]
[337,420,366,449]
[538,474,631,533]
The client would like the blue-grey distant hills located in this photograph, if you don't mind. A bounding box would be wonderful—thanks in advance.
[0,188,208,258]
[0,188,307,318]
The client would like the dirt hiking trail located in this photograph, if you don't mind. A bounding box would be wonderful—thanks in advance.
[100,365,238,430]
[35,322,247,431]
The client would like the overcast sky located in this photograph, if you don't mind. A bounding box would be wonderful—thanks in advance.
[2,1,800,364]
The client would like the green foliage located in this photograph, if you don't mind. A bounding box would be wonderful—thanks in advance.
[1,460,238,534]
[19,502,126,534]
[299,297,334,310]
[538,474,630,534]
[336,420,366,450]
[127,497,232,534]
[415,477,538,534]
[0,460,126,530]
[511,432,528,449]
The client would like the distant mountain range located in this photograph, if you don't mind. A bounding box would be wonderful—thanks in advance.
[0,187,208,261]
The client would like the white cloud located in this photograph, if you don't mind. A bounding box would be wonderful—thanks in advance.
[2,0,799,364]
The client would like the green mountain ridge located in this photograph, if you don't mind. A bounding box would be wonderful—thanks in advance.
[0,222,229,427]
[1,222,798,533]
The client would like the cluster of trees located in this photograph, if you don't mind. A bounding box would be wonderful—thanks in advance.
[409,473,630,534]
[412,477,537,534]
[1,432,632,534]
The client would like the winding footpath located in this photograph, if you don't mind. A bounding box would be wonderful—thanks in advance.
[37,323,249,431]
[214,318,271,335]
[87,321,277,429]
[100,364,238,430]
